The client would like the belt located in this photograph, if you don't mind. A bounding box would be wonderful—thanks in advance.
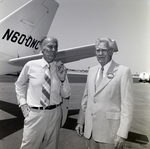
[31,103,61,110]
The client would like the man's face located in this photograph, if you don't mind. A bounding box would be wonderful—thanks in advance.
[95,41,113,66]
[42,41,58,63]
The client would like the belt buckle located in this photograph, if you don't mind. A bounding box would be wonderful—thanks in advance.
[56,103,60,107]
[37,107,40,110]
[37,107,45,110]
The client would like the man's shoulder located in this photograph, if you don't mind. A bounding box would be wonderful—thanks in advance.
[117,64,132,77]
[25,59,42,66]
[23,59,42,70]
[118,64,130,71]
[89,65,99,71]
[112,61,130,71]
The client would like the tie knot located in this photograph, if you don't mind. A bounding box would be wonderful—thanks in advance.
[47,64,50,70]
[101,67,104,72]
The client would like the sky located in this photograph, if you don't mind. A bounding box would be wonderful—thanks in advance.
[0,0,150,74]
[48,0,150,74]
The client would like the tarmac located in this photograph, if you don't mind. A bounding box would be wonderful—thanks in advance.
[0,75,150,149]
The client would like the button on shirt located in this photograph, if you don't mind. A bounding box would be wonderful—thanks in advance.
[15,58,71,107]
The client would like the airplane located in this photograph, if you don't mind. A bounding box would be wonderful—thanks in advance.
[0,0,96,128]
[139,72,150,83]
[0,0,95,76]
[0,0,149,146]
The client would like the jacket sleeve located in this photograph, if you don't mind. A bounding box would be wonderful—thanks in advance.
[117,68,134,138]
[15,63,29,107]
[77,75,89,125]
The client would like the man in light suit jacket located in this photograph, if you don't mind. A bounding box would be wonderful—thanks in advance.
[76,38,134,149]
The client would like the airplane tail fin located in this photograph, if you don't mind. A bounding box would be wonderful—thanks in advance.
[0,0,59,59]
[0,0,59,75]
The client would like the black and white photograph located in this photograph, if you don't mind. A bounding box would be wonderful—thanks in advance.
[0,0,150,149]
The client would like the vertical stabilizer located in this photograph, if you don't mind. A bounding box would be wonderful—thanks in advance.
[0,0,59,75]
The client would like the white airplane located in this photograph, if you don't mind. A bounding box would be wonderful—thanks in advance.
[139,72,150,83]
[0,0,96,76]
[0,1,149,145]
[0,0,96,126]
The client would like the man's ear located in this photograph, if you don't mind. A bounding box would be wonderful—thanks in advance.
[41,49,45,54]
[111,40,118,52]
[110,48,114,55]
[41,47,45,53]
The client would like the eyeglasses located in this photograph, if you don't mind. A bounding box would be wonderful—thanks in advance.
[47,45,58,50]
[43,47,58,55]
[43,44,57,51]
[96,48,110,53]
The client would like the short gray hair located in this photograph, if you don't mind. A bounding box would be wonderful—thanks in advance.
[95,38,118,52]
[39,36,58,49]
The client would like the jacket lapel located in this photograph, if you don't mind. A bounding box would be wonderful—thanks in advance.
[95,61,119,95]
[90,65,99,95]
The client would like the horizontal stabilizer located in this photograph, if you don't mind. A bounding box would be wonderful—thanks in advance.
[55,44,95,63]
[8,53,43,66]
[8,44,95,66]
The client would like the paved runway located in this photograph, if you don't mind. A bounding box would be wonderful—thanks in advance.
[0,75,150,149]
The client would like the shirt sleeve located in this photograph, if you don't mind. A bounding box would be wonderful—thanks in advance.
[15,63,29,107]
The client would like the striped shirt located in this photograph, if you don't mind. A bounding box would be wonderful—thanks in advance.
[15,58,71,107]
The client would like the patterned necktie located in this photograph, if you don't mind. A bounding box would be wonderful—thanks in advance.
[95,67,104,90]
[40,65,51,107]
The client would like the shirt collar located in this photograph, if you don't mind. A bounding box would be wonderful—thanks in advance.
[99,60,113,75]
[41,58,54,68]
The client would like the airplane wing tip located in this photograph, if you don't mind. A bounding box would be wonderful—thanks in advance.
[8,53,42,66]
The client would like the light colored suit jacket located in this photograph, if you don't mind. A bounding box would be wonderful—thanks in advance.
[78,60,134,144]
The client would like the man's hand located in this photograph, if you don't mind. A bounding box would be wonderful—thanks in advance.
[114,135,125,149]
[56,61,67,82]
[20,104,31,118]
[75,123,84,137]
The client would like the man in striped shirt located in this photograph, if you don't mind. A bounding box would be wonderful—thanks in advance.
[15,37,71,149]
